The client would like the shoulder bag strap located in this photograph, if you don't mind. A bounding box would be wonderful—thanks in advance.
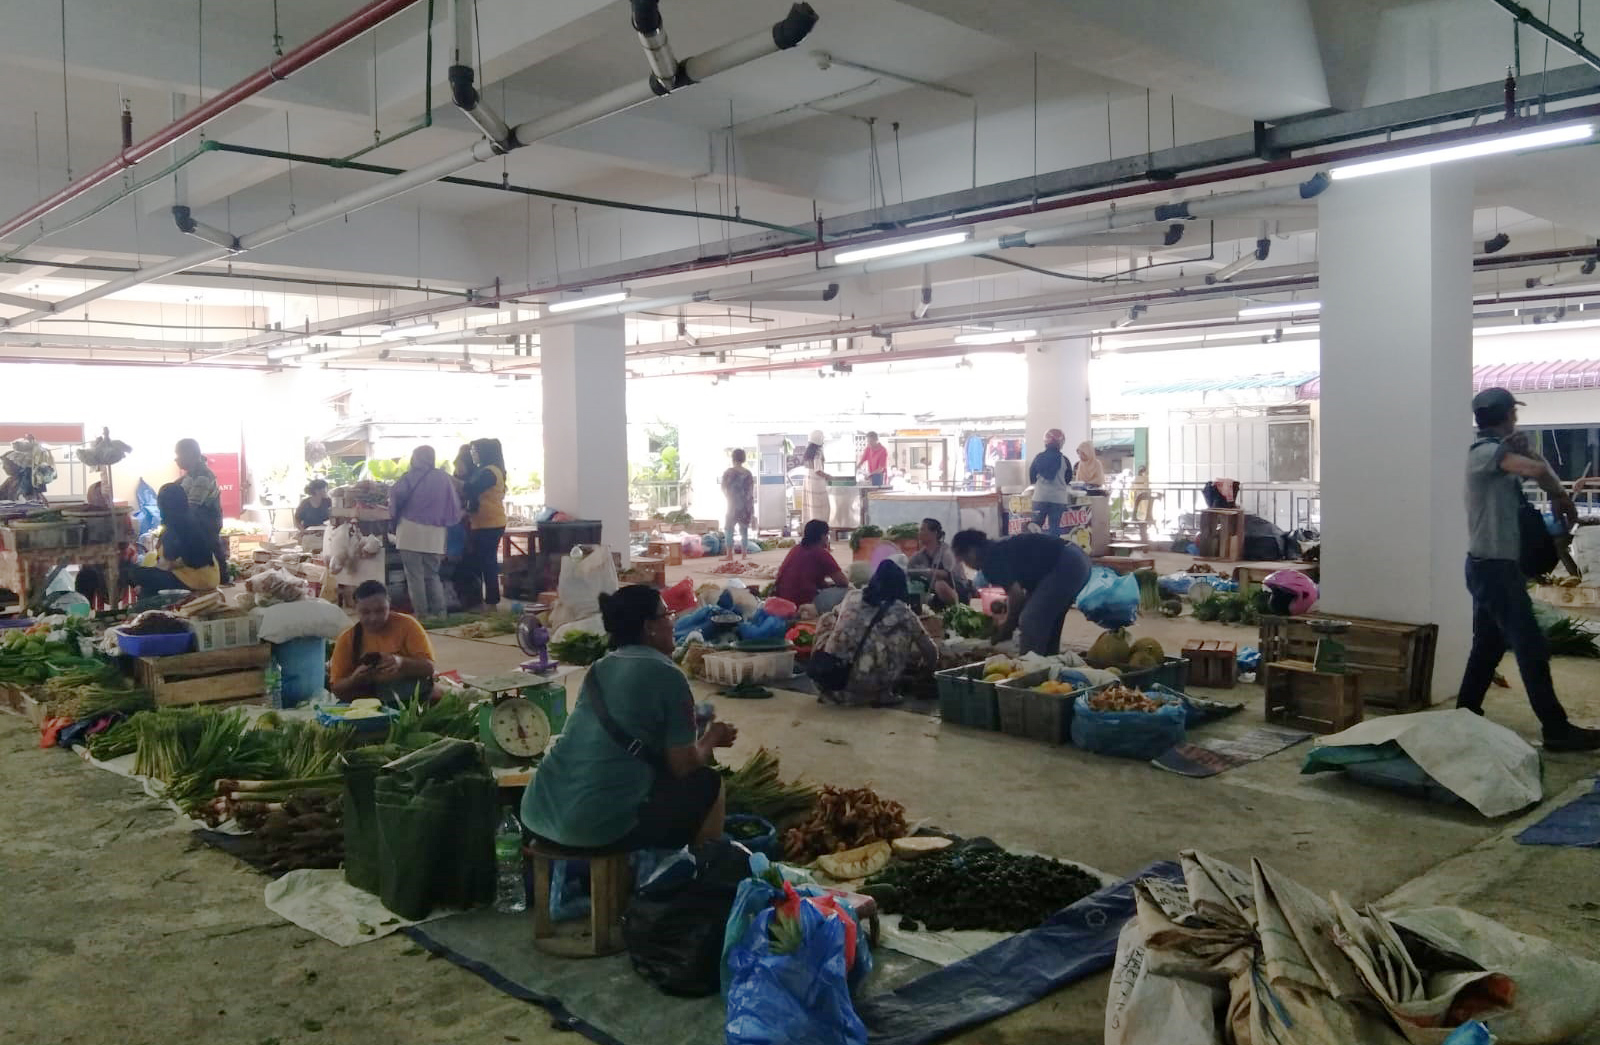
[585,664,666,771]
[351,622,365,661]
[845,602,892,668]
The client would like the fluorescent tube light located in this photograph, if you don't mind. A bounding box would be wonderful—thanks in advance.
[834,231,970,265]
[546,292,628,314]
[265,343,311,361]
[384,322,438,338]
[953,328,1037,345]
[1330,123,1594,180]
[1238,301,1320,318]
[1474,317,1600,336]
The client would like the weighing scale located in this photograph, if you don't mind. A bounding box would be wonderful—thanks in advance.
[473,672,568,768]
[1308,619,1351,674]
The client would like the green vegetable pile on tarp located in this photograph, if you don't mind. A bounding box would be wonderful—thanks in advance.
[941,604,995,639]
[550,630,609,666]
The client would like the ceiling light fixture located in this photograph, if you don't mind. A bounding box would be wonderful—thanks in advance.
[265,343,311,361]
[1329,122,1595,180]
[953,328,1038,345]
[384,321,438,338]
[833,231,971,265]
[546,291,628,314]
[1238,300,1321,318]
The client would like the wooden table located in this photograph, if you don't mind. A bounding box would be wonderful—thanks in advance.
[1105,541,1153,557]
[1092,555,1155,576]
[500,527,540,561]
[0,541,124,613]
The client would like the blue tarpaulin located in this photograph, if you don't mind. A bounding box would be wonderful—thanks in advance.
[1516,778,1600,848]
[858,860,1182,1045]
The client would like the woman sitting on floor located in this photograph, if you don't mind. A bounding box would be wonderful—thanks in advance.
[123,483,221,596]
[521,585,738,850]
[813,560,938,708]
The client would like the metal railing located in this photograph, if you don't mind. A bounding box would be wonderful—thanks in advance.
[630,480,691,517]
[1111,482,1322,535]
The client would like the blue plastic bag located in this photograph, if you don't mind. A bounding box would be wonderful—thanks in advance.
[1442,1022,1494,1045]
[1069,690,1185,759]
[725,901,866,1045]
[133,479,161,536]
[737,610,787,642]
[674,605,715,643]
[703,533,724,556]
[1075,567,1140,629]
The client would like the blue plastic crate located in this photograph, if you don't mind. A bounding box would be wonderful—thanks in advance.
[115,628,196,657]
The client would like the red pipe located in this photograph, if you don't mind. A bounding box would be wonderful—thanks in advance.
[0,0,423,243]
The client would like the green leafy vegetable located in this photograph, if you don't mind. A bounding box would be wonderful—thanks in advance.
[549,631,610,666]
[941,604,994,640]
[848,525,884,552]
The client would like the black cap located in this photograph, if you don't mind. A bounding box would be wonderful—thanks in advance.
[1472,386,1524,425]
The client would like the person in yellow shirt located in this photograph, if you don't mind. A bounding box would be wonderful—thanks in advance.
[459,438,508,609]
[328,580,436,704]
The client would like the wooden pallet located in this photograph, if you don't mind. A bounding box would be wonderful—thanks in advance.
[1264,659,1363,734]
[1258,613,1437,711]
[135,645,271,706]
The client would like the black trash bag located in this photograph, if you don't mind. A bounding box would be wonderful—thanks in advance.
[1242,514,1299,561]
[621,838,751,997]
[373,739,497,919]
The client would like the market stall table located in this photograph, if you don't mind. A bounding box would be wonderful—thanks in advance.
[0,540,124,613]
[866,489,1004,540]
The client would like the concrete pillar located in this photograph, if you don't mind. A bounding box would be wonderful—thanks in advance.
[541,315,631,563]
[1318,166,1473,697]
[1026,337,1092,455]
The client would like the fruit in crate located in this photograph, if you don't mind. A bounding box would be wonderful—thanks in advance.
[980,655,1027,682]
[1032,680,1078,695]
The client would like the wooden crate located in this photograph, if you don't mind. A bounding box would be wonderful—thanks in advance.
[1196,509,1245,561]
[1182,639,1239,688]
[1258,613,1437,711]
[1264,660,1362,734]
[135,645,271,706]
[620,556,667,589]
[647,540,683,566]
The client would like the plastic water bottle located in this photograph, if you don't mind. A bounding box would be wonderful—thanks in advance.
[494,809,527,914]
[264,659,283,711]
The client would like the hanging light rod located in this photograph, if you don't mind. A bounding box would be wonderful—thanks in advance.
[1238,300,1321,317]
[953,328,1037,345]
[546,291,629,314]
[833,231,971,265]
[1329,122,1595,180]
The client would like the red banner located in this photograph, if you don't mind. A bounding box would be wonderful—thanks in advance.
[210,452,242,519]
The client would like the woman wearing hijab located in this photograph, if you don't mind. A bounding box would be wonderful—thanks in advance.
[812,560,938,708]
[124,483,222,594]
[1028,428,1075,536]
[800,429,831,525]
[389,446,463,619]
[459,438,508,609]
[1074,440,1107,488]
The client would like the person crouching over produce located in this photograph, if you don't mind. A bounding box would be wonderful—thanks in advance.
[906,517,970,609]
[952,529,1090,656]
[123,483,222,595]
[328,580,436,705]
[813,560,938,708]
[522,585,737,850]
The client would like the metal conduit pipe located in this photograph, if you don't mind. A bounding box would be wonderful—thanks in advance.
[0,0,426,244]
[448,0,516,149]
[631,0,687,92]
[2,3,819,332]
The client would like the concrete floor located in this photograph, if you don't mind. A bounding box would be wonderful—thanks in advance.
[4,551,1600,1045]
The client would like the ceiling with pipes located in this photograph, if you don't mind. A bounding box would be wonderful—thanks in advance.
[2,0,1600,377]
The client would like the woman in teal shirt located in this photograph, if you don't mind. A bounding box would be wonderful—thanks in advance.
[522,586,738,850]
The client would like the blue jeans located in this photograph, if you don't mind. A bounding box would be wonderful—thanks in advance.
[1033,502,1069,537]
[1457,556,1568,730]
[1018,543,1091,656]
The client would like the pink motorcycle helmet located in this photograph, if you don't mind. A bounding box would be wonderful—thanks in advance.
[1263,569,1319,616]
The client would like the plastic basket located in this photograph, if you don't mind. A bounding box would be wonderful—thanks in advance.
[315,702,400,733]
[700,649,796,686]
[995,671,1075,744]
[192,614,262,652]
[934,663,1000,730]
[114,628,196,657]
[1117,655,1190,693]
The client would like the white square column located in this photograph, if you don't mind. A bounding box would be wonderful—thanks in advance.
[541,315,630,563]
[1318,166,1473,697]
[1026,338,1092,454]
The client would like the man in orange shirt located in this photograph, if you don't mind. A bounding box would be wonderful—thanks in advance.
[328,580,437,704]
[858,431,889,487]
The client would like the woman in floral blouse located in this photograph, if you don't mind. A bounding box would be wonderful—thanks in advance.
[813,560,937,707]
[720,448,756,559]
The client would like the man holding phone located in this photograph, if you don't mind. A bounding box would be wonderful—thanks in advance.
[328,580,437,703]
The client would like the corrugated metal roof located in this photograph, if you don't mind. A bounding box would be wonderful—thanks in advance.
[1121,373,1318,396]
[1296,359,1600,400]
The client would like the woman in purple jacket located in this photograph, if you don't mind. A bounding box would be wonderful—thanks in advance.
[389,445,463,619]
